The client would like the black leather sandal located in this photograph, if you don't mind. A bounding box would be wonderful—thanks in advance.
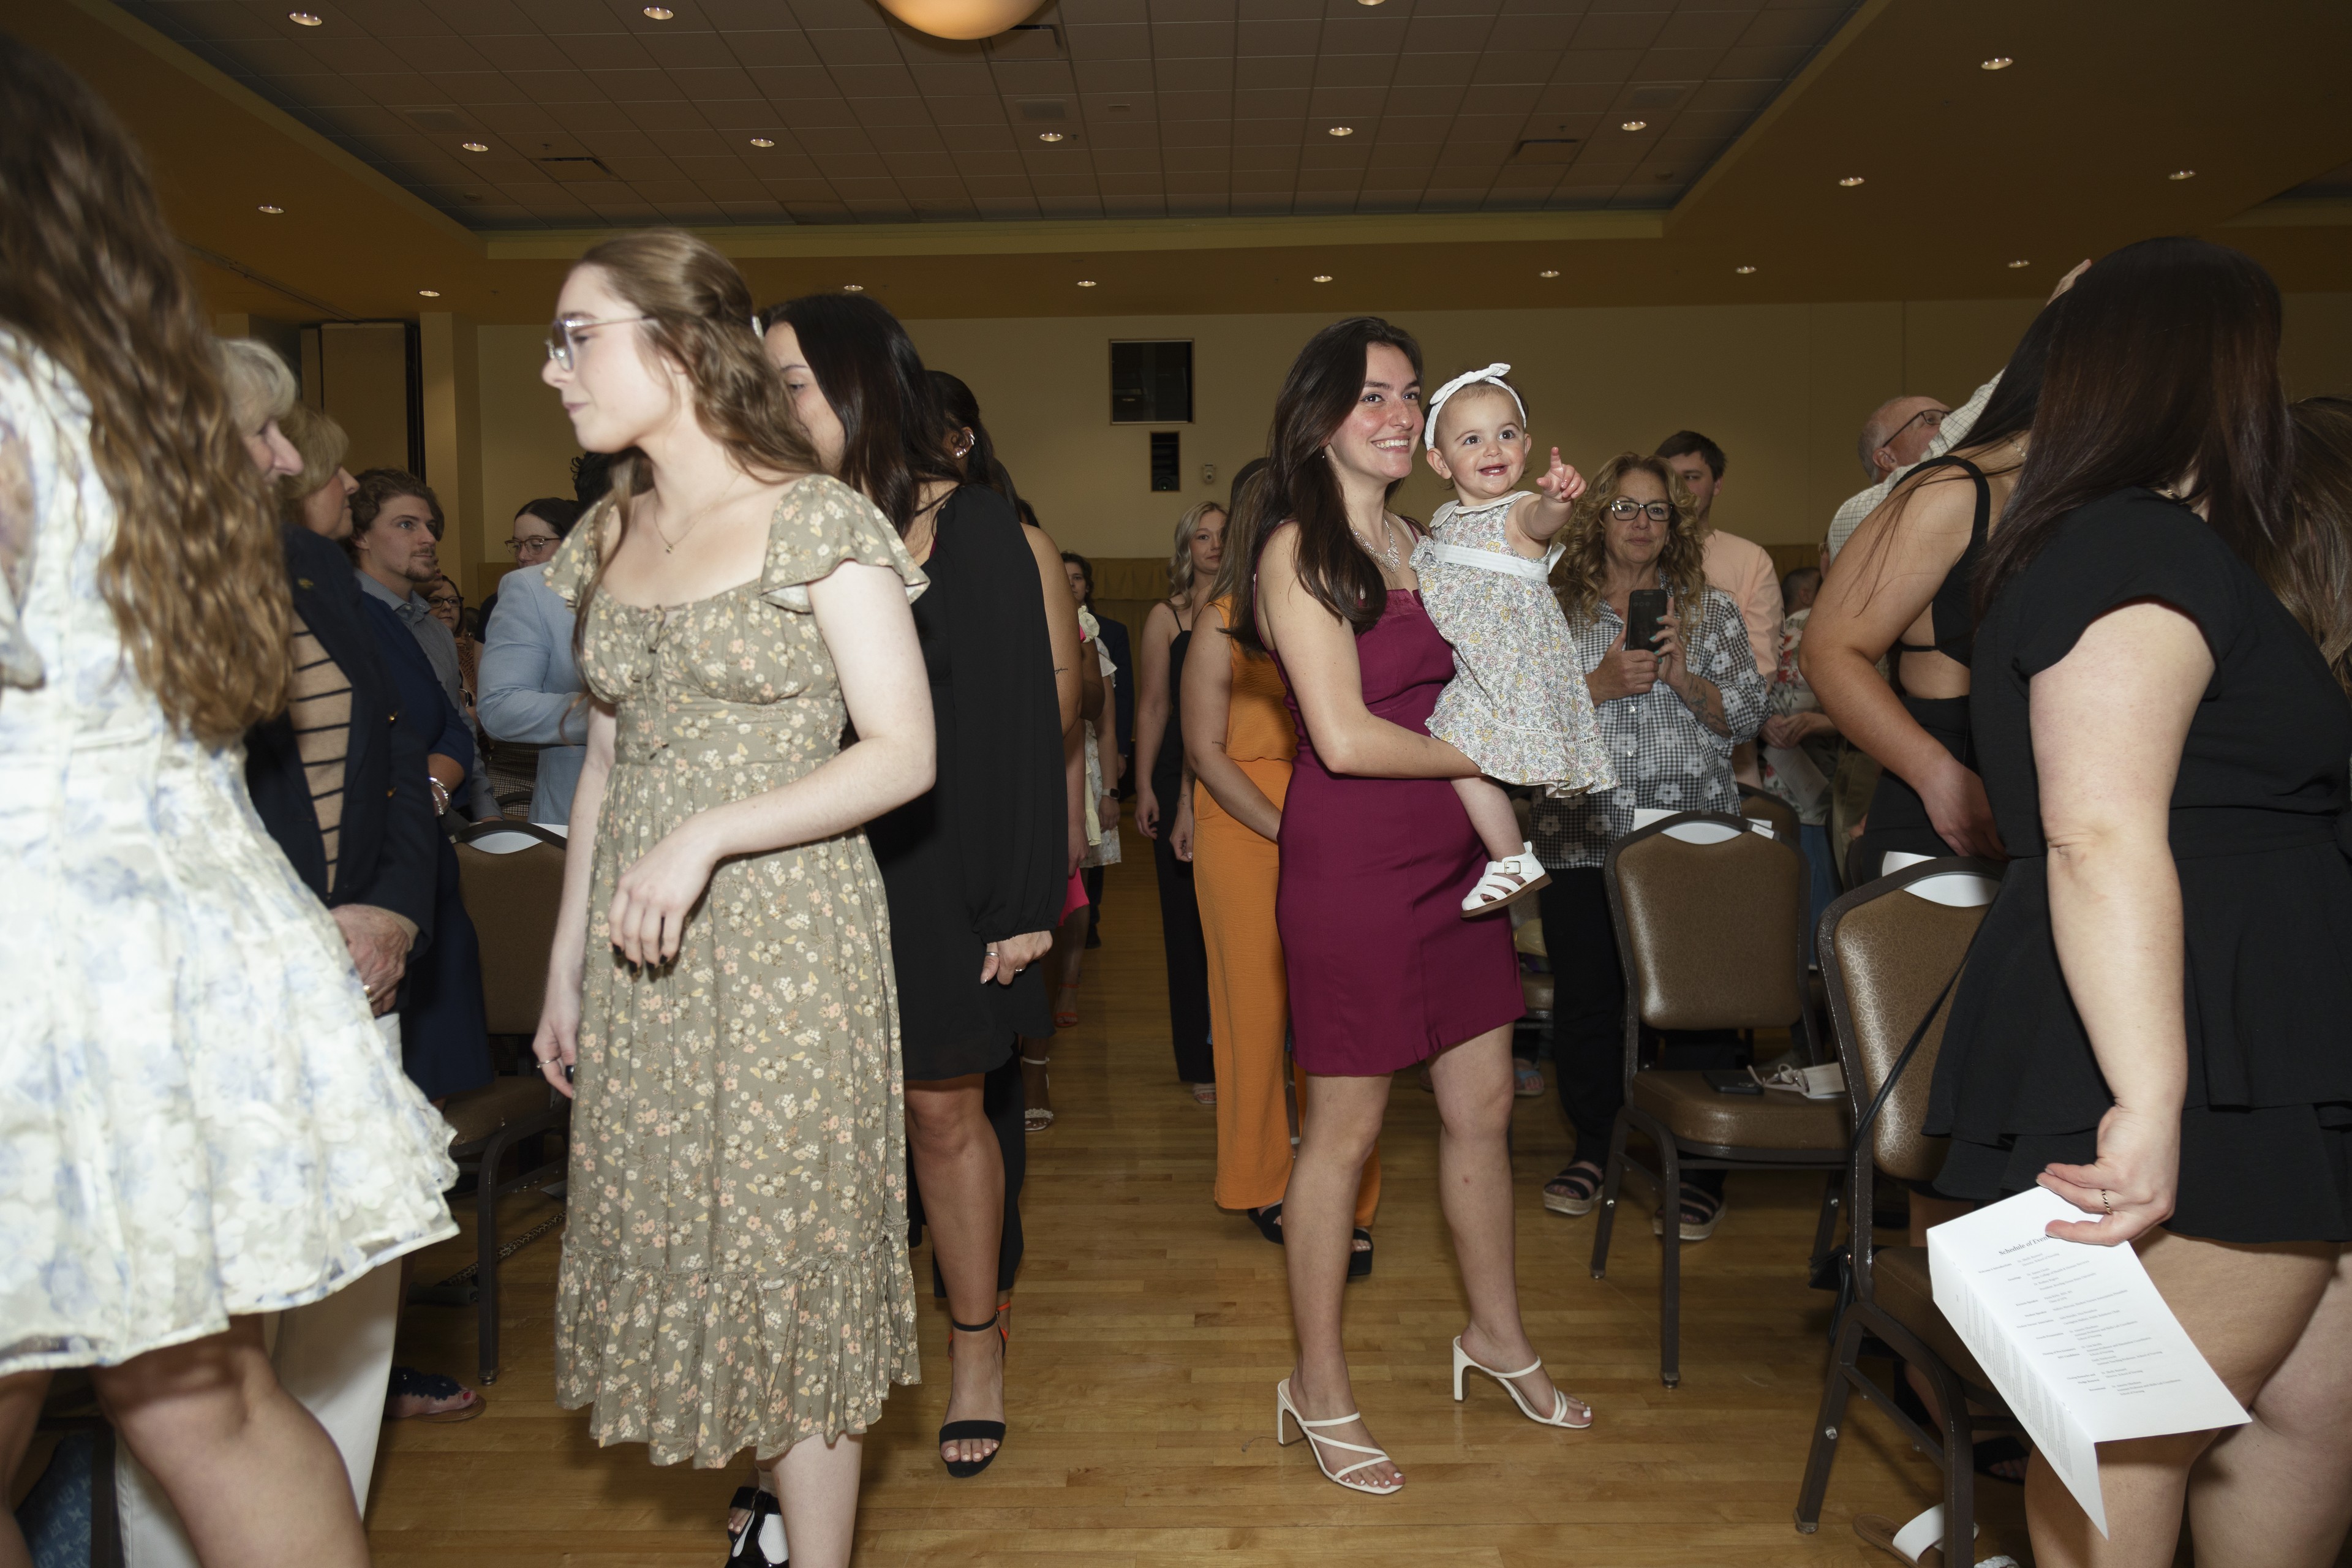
[1246,1203,1285,1245]
[725,1483,786,1564]
[1348,1227,1374,1281]
[939,1315,1009,1479]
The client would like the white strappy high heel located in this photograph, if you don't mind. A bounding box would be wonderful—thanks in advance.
[1274,1378,1403,1495]
[1451,1336,1593,1429]
[1461,842,1551,917]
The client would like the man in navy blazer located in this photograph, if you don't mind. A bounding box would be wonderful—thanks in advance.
[244,523,439,1001]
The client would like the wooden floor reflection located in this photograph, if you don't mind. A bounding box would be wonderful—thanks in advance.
[369,812,2032,1567]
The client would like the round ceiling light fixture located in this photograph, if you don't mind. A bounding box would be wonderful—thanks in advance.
[288,10,323,23]
[872,0,1059,40]
[1077,279,1097,287]
[461,141,488,152]
[2008,258,2030,268]
[1311,274,1333,282]
[1621,119,1646,131]
[642,5,673,16]
[418,289,442,298]
[1038,131,1065,142]
[258,203,284,214]
[1980,56,2013,70]
[2168,168,2196,180]
[749,137,775,148]
[1838,175,1865,186]
[1735,265,1757,274]
[1327,125,1354,137]
[1539,269,1559,277]
[843,283,865,292]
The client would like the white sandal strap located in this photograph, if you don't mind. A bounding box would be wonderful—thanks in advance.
[1891,1506,1983,1563]
[1020,1056,1050,1066]
[1294,1408,1367,1430]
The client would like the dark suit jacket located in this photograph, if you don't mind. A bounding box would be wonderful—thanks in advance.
[1098,613,1134,764]
[244,525,439,946]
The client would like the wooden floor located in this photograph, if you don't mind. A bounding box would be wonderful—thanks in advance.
[370,815,2031,1566]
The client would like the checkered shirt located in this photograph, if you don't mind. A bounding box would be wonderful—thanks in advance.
[1529,581,1768,870]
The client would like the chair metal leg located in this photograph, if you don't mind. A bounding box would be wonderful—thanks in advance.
[1793,1311,1863,1533]
[1809,1171,1842,1264]
[1657,1131,1682,1388]
[1930,1360,1980,1566]
[1589,1112,1631,1280]
[473,1126,514,1387]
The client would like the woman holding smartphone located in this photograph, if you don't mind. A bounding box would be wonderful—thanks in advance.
[1528,453,1766,1243]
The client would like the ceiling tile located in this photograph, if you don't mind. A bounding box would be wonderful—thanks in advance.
[1075,59,1157,92]
[1068,22,1153,59]
[1393,52,1480,87]
[1238,18,1321,54]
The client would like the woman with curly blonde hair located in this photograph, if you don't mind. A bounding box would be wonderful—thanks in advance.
[1528,451,1766,1242]
[0,39,458,1568]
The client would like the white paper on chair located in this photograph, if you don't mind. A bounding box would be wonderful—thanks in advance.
[1926,1187,2250,1536]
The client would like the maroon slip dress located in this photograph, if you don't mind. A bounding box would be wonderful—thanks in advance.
[1273,589,1522,1075]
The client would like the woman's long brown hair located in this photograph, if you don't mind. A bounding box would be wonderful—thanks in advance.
[1973,237,2295,617]
[1553,452,1706,623]
[0,38,289,742]
[2285,396,2352,694]
[566,229,823,646]
[1230,317,1423,656]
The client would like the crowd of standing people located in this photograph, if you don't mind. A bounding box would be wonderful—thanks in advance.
[6,28,2352,1568]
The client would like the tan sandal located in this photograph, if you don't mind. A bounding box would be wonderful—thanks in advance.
[1855,1506,2017,1567]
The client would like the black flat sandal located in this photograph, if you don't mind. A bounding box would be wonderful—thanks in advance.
[725,1483,786,1565]
[1246,1203,1284,1245]
[1348,1227,1374,1281]
[939,1315,1009,1480]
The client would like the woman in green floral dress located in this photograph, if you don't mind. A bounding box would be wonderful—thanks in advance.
[527,230,937,1568]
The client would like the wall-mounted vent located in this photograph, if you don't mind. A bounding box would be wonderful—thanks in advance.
[985,23,1063,62]
[538,156,617,183]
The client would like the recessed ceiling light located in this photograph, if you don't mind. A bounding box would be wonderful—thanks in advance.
[1539,269,1559,278]
[418,289,441,298]
[1735,265,1757,274]
[2169,168,2196,180]
[1327,125,1354,137]
[2007,258,2030,268]
[1357,0,1385,6]
[461,141,487,152]
[1077,279,1097,287]
[642,5,673,16]
[1980,56,2013,70]
[257,203,284,214]
[287,10,322,23]
[1311,274,1333,282]
[1038,131,1065,142]
[1621,119,1647,132]
[1838,175,1865,186]
[749,137,774,148]
[843,284,864,292]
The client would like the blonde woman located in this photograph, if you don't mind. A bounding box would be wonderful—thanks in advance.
[0,42,455,1568]
[1133,499,1226,1096]
[278,402,359,541]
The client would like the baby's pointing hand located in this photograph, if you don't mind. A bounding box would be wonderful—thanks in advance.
[1537,448,1585,505]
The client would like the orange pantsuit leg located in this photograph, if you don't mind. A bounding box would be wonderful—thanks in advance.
[1194,758,1379,1226]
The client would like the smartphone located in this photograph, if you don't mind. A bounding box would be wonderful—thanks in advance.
[1625,588,1669,652]
[1703,1068,1763,1096]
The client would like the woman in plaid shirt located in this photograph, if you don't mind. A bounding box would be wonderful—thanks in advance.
[1527,453,1766,1242]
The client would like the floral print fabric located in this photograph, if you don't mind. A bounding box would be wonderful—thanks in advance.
[0,340,457,1376]
[543,474,929,1466]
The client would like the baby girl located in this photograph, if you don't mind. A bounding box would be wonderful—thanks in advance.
[1411,363,1615,915]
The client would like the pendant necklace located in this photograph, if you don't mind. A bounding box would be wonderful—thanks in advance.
[1357,516,1402,571]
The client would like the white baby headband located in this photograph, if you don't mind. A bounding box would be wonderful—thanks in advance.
[1424,363,1526,450]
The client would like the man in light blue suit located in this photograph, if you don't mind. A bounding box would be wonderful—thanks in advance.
[478,499,588,826]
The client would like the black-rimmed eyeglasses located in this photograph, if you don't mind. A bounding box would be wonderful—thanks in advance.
[1606,498,1673,522]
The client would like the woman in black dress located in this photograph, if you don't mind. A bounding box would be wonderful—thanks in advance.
[1928,238,2352,1565]
[763,296,1072,1490]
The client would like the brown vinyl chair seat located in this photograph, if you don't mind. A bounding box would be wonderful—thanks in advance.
[1521,971,1555,1014]
[440,1074,560,1146]
[1627,1071,1849,1153]
[1512,919,1547,960]
[1871,1246,1991,1389]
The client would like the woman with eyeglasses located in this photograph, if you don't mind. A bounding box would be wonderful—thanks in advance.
[1528,453,1766,1243]
[478,497,589,826]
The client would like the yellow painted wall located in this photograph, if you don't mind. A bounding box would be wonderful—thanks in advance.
[318,322,410,478]
[462,293,2352,562]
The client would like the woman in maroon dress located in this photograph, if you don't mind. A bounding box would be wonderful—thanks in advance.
[1233,318,1592,1496]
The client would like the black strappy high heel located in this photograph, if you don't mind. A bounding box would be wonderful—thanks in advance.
[939,1315,1009,1479]
[725,1482,786,1565]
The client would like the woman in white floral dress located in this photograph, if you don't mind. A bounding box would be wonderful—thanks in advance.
[0,41,457,1568]
[528,232,936,1568]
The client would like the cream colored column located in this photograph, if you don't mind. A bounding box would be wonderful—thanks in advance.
[418,311,486,598]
